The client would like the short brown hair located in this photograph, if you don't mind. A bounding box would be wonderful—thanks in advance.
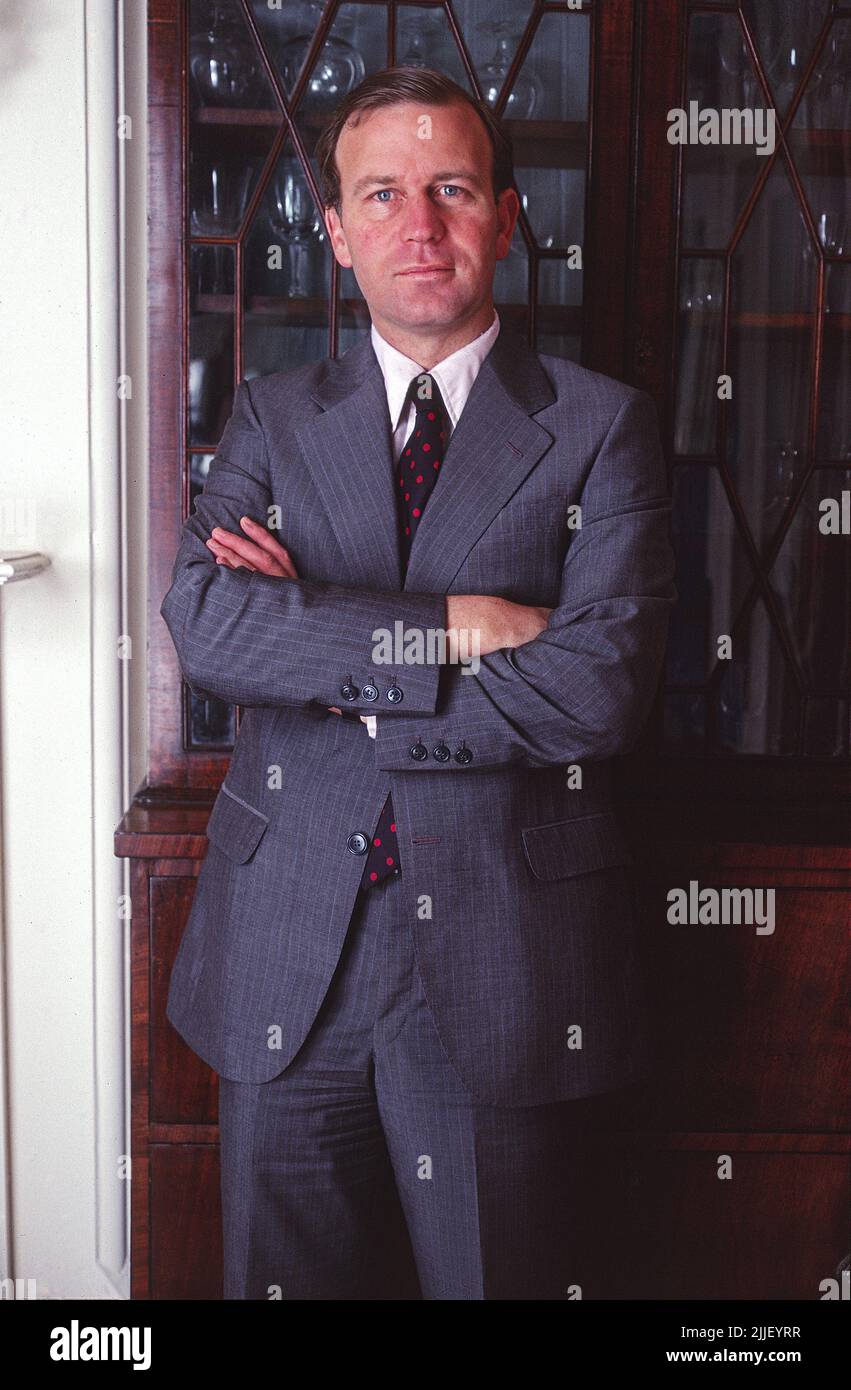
[313,66,515,215]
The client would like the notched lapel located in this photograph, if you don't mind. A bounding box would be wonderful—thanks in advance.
[403,329,556,595]
[295,338,403,592]
[294,324,557,599]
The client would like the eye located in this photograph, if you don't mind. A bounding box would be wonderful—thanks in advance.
[439,184,464,197]
[372,188,394,202]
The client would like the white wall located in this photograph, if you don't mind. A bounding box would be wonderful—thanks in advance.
[0,0,147,1299]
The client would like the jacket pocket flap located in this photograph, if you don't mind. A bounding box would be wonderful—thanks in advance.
[521,812,632,881]
[205,783,269,864]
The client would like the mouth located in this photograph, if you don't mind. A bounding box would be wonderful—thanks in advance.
[398,266,454,278]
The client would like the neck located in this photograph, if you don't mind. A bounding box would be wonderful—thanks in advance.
[372,305,495,370]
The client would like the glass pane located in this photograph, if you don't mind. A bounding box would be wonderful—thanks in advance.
[339,263,370,352]
[536,258,581,362]
[287,3,381,118]
[460,1,537,103]
[188,452,215,516]
[507,10,589,123]
[673,258,724,456]
[189,244,234,445]
[741,0,830,116]
[681,11,769,250]
[396,6,471,87]
[188,687,236,749]
[190,0,277,110]
[791,20,851,271]
[189,0,280,238]
[516,166,585,252]
[819,264,851,460]
[251,0,373,107]
[770,469,851,693]
[242,145,331,377]
[493,218,528,336]
[667,465,753,686]
[716,598,800,754]
[727,165,816,553]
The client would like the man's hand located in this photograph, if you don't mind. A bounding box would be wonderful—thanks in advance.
[205,515,298,578]
[205,517,344,714]
[204,521,551,708]
[446,594,552,654]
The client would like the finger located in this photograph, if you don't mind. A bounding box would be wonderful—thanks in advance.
[328,706,342,715]
[208,539,257,571]
[239,517,299,578]
[209,528,289,575]
[215,551,257,572]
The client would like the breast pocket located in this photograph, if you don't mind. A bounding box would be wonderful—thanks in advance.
[460,496,574,600]
[520,812,633,882]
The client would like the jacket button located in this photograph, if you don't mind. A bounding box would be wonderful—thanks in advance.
[454,745,473,765]
[409,743,428,761]
[340,683,359,702]
[361,684,379,701]
[386,685,403,704]
[346,832,369,854]
[432,744,450,762]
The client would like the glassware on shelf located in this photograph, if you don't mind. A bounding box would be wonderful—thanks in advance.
[761,440,802,528]
[190,0,263,107]
[190,152,256,237]
[716,16,760,110]
[476,20,542,120]
[674,261,721,457]
[269,154,323,298]
[398,15,444,70]
[816,210,847,256]
[809,30,851,130]
[277,2,365,112]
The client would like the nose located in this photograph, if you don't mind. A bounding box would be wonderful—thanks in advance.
[400,190,447,241]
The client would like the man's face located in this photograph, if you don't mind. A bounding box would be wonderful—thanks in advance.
[324,100,519,340]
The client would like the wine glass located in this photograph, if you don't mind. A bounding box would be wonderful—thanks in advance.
[190,0,263,107]
[398,15,445,71]
[277,1,365,112]
[476,20,542,119]
[269,155,323,298]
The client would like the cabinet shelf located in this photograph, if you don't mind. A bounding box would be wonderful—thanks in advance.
[192,108,589,169]
[683,127,851,178]
[680,311,850,330]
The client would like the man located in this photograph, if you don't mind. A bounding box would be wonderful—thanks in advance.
[161,67,677,1300]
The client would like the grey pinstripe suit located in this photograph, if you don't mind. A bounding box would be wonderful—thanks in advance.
[161,321,676,1117]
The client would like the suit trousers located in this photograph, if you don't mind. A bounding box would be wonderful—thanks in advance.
[218,870,619,1300]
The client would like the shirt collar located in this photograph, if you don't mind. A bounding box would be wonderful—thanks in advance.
[370,309,500,433]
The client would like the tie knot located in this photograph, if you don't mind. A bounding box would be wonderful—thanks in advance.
[407,372,447,422]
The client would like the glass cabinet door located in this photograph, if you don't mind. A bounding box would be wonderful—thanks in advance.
[182,0,599,753]
[664,1,850,763]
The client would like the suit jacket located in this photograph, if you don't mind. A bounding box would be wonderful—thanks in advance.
[161,321,677,1107]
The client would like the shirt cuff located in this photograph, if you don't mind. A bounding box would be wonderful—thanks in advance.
[364,715,377,739]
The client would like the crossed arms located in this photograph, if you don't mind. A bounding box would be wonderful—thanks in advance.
[161,377,677,771]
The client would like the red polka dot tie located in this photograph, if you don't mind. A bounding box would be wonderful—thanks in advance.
[360,372,449,889]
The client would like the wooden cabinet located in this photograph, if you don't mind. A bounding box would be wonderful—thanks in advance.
[116,0,849,1299]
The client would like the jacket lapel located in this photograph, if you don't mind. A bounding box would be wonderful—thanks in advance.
[295,321,557,596]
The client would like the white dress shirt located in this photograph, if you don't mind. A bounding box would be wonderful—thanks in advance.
[362,309,501,736]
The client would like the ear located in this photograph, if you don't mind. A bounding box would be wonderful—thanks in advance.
[324,205,353,269]
[494,186,521,260]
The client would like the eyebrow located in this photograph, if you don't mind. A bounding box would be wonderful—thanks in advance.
[351,169,485,197]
